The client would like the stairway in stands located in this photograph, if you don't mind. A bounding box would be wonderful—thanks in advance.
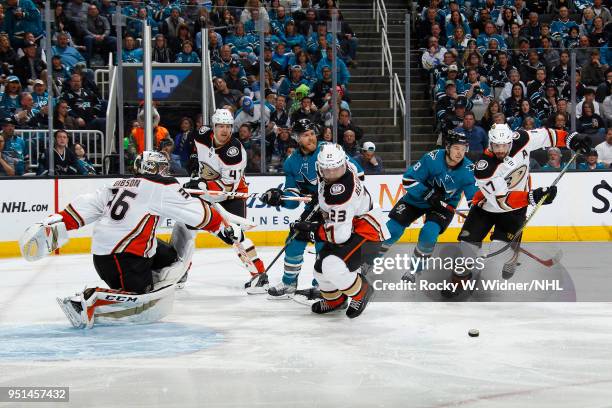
[340,1,438,170]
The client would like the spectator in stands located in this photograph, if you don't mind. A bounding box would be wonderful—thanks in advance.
[549,112,569,131]
[122,36,144,63]
[496,6,522,36]
[270,94,290,128]
[298,8,318,37]
[175,40,201,63]
[595,128,612,166]
[582,49,608,86]
[595,69,612,103]
[503,83,525,118]
[505,22,523,51]
[446,27,470,59]
[127,7,159,40]
[551,6,580,38]
[353,141,383,174]
[440,96,468,137]
[271,127,297,166]
[541,147,570,171]
[311,65,334,107]
[320,126,333,142]
[0,117,24,175]
[13,41,45,87]
[130,105,170,154]
[552,50,571,87]
[421,36,447,70]
[511,37,530,67]
[540,36,560,70]
[290,94,319,124]
[341,129,358,157]
[171,23,194,56]
[233,96,273,138]
[272,42,290,73]
[477,22,506,54]
[52,32,86,70]
[50,55,70,91]
[562,27,580,50]
[561,69,587,102]
[13,91,43,128]
[464,68,491,106]
[575,36,593,68]
[592,0,611,24]
[292,50,317,87]
[533,82,558,121]
[520,12,541,47]
[3,0,43,46]
[510,100,541,130]
[64,0,89,26]
[54,99,83,129]
[73,142,97,175]
[173,117,196,170]
[482,37,503,69]
[316,46,350,86]
[435,64,464,100]
[62,73,105,131]
[435,81,460,122]
[160,6,185,43]
[480,99,501,131]
[336,108,363,141]
[224,60,249,94]
[152,34,174,63]
[577,101,607,135]
[588,17,607,47]
[457,111,487,150]
[0,33,18,69]
[31,80,48,110]
[0,76,22,118]
[37,129,87,176]
[576,88,601,118]
[526,68,547,99]
[488,51,516,89]
[81,4,116,66]
[520,50,545,83]
[579,149,607,170]
[279,65,310,97]
[446,10,471,41]
[463,51,488,80]
[159,138,187,176]
[0,133,16,176]
[214,77,242,110]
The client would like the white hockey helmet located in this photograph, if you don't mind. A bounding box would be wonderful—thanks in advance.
[134,150,170,176]
[316,143,347,182]
[212,108,234,127]
[488,123,514,146]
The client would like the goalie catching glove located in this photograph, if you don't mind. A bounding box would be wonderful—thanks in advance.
[20,214,70,261]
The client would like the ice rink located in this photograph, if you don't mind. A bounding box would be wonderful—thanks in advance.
[1,243,612,408]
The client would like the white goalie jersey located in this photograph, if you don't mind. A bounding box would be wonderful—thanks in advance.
[473,127,570,213]
[59,175,221,257]
[316,162,390,244]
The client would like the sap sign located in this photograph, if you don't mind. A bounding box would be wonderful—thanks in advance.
[136,69,190,99]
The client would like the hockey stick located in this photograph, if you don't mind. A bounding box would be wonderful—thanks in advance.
[186,189,312,202]
[485,151,579,260]
[261,204,321,277]
[449,206,562,267]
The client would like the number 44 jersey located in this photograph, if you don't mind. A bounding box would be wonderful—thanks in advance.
[59,175,221,257]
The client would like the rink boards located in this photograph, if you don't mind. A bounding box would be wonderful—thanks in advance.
[0,172,610,257]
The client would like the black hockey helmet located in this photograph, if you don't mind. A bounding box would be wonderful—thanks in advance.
[293,118,318,136]
[445,129,469,148]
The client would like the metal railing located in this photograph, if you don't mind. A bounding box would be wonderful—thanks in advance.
[105,64,118,157]
[94,54,113,100]
[373,0,387,33]
[392,73,405,127]
[19,129,106,171]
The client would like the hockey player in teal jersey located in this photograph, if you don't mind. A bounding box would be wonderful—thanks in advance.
[378,131,477,281]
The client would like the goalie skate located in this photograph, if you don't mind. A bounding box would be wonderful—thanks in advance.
[56,296,85,328]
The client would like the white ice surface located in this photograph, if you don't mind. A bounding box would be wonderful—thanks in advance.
[1,245,612,408]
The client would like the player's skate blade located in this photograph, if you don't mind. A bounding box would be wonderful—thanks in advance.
[292,287,322,305]
[346,279,374,319]
[56,297,85,328]
[267,281,297,300]
[502,262,520,280]
[311,295,348,314]
[176,271,188,289]
[245,273,269,295]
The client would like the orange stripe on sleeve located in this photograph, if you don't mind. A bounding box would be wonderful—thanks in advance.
[59,210,80,230]
[505,191,529,209]
[555,129,568,148]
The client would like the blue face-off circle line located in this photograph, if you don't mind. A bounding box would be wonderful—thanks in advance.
[0,323,223,361]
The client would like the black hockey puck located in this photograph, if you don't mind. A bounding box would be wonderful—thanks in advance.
[468,329,479,337]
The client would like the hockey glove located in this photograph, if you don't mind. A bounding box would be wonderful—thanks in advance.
[529,186,557,206]
[567,132,592,155]
[291,220,320,243]
[183,178,202,191]
[217,223,244,245]
[423,185,446,212]
[260,188,283,207]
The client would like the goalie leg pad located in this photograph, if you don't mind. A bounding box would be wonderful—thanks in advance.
[152,223,196,289]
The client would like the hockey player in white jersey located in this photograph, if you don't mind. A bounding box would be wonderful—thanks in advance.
[186,108,268,293]
[442,124,591,295]
[292,144,390,318]
[20,151,239,328]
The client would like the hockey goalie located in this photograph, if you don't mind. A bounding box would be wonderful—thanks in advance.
[19,151,248,329]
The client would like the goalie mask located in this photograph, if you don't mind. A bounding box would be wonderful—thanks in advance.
[134,151,170,177]
[316,143,347,182]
